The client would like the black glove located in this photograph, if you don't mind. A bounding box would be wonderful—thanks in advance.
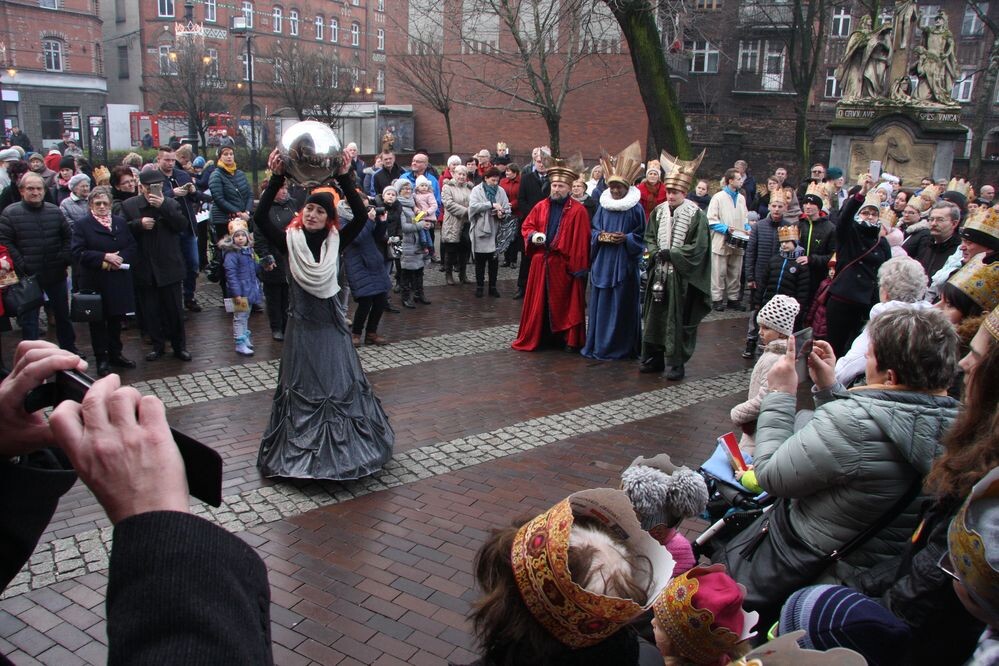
[657,249,671,264]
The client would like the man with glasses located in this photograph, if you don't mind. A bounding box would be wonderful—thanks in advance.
[798,163,827,202]
[907,201,963,282]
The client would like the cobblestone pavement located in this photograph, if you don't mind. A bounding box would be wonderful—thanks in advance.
[0,275,759,665]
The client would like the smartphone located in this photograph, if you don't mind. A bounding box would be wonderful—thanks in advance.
[148,182,163,197]
[793,327,814,381]
[869,160,882,181]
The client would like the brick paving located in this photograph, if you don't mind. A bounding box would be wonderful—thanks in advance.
[1,274,757,665]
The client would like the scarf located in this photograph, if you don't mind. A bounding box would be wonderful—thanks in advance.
[483,183,498,204]
[94,212,113,229]
[219,161,238,175]
[286,226,340,299]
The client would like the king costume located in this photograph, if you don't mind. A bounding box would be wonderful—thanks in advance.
[641,150,712,380]
[582,141,647,360]
[512,158,591,352]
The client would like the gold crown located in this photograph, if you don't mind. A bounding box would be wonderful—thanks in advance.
[600,141,645,188]
[805,181,831,209]
[961,207,999,249]
[228,219,249,235]
[769,188,787,206]
[909,185,940,213]
[777,225,800,242]
[660,148,706,194]
[948,467,999,618]
[986,304,999,342]
[880,207,898,227]
[543,152,585,186]
[947,177,973,198]
[947,254,999,312]
[860,190,883,211]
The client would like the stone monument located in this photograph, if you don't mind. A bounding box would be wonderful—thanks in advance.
[828,8,966,183]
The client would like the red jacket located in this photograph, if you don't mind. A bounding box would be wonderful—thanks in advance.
[500,176,521,218]
[638,181,667,219]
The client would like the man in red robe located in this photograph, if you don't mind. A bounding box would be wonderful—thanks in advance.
[512,159,590,352]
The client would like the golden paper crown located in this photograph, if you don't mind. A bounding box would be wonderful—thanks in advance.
[653,565,757,665]
[961,207,999,250]
[805,181,831,209]
[600,141,645,188]
[544,152,585,186]
[777,225,800,242]
[860,190,883,211]
[909,185,940,213]
[947,253,999,312]
[880,207,898,228]
[947,177,973,198]
[769,188,787,206]
[659,148,706,193]
[948,466,999,618]
[985,304,999,342]
[228,219,249,235]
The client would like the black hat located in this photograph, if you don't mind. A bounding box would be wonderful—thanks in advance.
[304,192,336,220]
[139,169,167,185]
[802,194,824,208]
[59,155,76,171]
[940,190,968,212]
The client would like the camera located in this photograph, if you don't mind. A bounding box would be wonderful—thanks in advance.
[366,196,385,215]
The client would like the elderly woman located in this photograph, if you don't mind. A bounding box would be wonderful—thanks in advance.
[835,256,929,386]
[468,166,511,298]
[441,165,472,285]
[730,308,960,618]
[70,186,138,377]
[59,173,91,227]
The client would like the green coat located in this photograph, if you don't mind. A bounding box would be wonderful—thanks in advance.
[641,200,712,364]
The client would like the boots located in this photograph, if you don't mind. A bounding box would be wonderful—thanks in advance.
[415,272,431,305]
[233,313,253,355]
[489,284,501,298]
[742,339,757,359]
[235,333,254,356]
[96,356,111,377]
[402,288,416,308]
[445,269,456,286]
[458,264,469,284]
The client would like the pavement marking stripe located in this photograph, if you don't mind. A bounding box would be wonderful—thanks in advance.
[4,368,748,597]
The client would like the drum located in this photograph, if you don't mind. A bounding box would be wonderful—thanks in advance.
[725,229,750,250]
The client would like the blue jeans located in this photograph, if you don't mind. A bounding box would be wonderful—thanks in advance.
[18,277,76,350]
[178,230,199,302]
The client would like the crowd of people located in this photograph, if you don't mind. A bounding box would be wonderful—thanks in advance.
[1,133,998,664]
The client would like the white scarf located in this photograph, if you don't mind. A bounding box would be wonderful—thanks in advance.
[598,185,642,212]
[286,227,340,299]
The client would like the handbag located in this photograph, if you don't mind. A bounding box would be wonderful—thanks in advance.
[70,291,104,323]
[2,274,44,316]
[718,476,922,618]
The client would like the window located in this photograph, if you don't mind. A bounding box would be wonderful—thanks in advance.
[272,6,282,32]
[117,45,129,79]
[377,0,384,10]
[40,0,58,8]
[115,0,125,21]
[694,0,721,9]
[376,28,384,50]
[242,1,254,28]
[953,69,975,102]
[158,0,174,17]
[331,65,339,88]
[376,69,384,92]
[206,48,219,77]
[95,43,103,75]
[273,58,283,82]
[963,3,987,35]
[289,9,299,35]
[831,7,851,37]
[687,40,719,74]
[41,106,80,145]
[43,39,64,72]
[315,14,324,40]
[351,22,360,46]
[352,0,359,5]
[205,0,216,21]
[158,45,176,74]
[762,40,785,90]
[918,5,939,26]
[241,52,254,81]
[351,67,359,87]
[824,68,840,98]
[737,39,759,72]
[331,18,339,42]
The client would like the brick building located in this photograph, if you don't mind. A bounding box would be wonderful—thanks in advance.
[0,0,107,152]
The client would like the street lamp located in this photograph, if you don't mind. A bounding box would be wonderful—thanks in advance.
[231,16,258,191]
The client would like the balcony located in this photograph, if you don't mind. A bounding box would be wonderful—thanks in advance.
[738,1,795,28]
[665,51,691,82]
[732,70,795,94]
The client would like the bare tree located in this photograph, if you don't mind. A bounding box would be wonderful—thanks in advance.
[267,41,353,123]
[964,0,998,183]
[388,28,458,153]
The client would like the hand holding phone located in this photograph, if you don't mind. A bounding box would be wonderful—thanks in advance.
[793,327,814,381]
[148,182,163,198]
[869,160,882,182]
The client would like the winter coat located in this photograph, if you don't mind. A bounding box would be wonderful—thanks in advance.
[343,218,392,298]
[828,194,891,306]
[59,196,89,228]
[744,215,789,306]
[413,190,438,219]
[637,181,667,220]
[121,194,188,288]
[499,175,521,218]
[441,181,472,244]
[468,183,510,254]
[797,213,836,293]
[730,339,786,455]
[0,200,71,285]
[707,189,749,256]
[162,167,207,234]
[517,166,550,219]
[208,167,252,226]
[398,196,424,270]
[220,239,263,305]
[372,163,403,198]
[252,195,295,286]
[759,247,811,314]
[905,230,962,284]
[753,384,959,582]
[70,213,137,316]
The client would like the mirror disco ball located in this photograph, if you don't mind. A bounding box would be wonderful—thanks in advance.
[279,121,343,187]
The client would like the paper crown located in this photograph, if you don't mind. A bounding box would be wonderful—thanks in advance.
[880,207,898,228]
[769,188,787,206]
[908,184,940,213]
[961,207,999,251]
[646,160,662,176]
[986,304,999,342]
[859,190,882,211]
[543,152,585,186]
[947,177,974,199]
[653,564,757,665]
[600,141,645,188]
[805,181,831,209]
[733,630,867,665]
[511,488,673,649]
[659,148,706,193]
[948,466,999,619]
[228,219,249,235]
[947,253,999,312]
[777,225,800,242]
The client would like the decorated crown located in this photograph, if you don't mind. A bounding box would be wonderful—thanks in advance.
[659,148,706,193]
[777,225,800,242]
[543,152,585,186]
[511,489,674,649]
[880,207,898,228]
[908,185,940,213]
[600,141,645,188]
[986,304,999,343]
[860,190,883,211]
[730,630,867,665]
[653,564,757,665]
[947,253,999,312]
[961,207,999,251]
[805,181,831,209]
[947,177,973,198]
[948,466,999,619]
[228,219,249,235]
[769,188,787,206]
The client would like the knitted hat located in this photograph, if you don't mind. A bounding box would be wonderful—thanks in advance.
[653,564,757,665]
[304,191,336,220]
[756,294,800,337]
[382,183,398,196]
[947,254,999,312]
[940,190,968,212]
[779,585,912,666]
[392,178,412,193]
[948,466,999,620]
[960,207,999,252]
[68,173,90,191]
[59,155,77,171]
[826,167,843,180]
[802,193,824,208]
[414,174,432,191]
[192,156,206,168]
[48,149,61,156]
[621,453,709,530]
[0,148,19,162]
[217,145,235,159]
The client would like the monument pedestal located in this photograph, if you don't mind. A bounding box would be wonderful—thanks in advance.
[828,104,967,184]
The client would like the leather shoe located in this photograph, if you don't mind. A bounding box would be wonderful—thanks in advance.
[639,357,665,374]
[174,350,193,362]
[146,350,164,361]
[109,355,136,369]
[96,359,111,377]
[385,302,401,313]
[365,333,388,346]
[184,299,203,312]
[351,333,362,347]
[665,364,685,381]
[272,331,285,341]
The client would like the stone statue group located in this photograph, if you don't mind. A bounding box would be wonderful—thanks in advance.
[836,1,959,107]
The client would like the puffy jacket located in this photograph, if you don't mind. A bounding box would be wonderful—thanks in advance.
[343,217,391,298]
[759,247,811,314]
[441,181,471,244]
[220,240,263,305]
[754,384,959,582]
[209,167,252,226]
[398,196,424,271]
[797,214,836,293]
[0,200,71,284]
[744,215,790,306]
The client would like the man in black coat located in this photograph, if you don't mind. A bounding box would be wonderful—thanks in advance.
[121,170,192,361]
[514,150,551,299]
[797,193,837,299]
[907,201,963,284]
[0,173,78,353]
[157,146,210,312]
[371,149,404,197]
